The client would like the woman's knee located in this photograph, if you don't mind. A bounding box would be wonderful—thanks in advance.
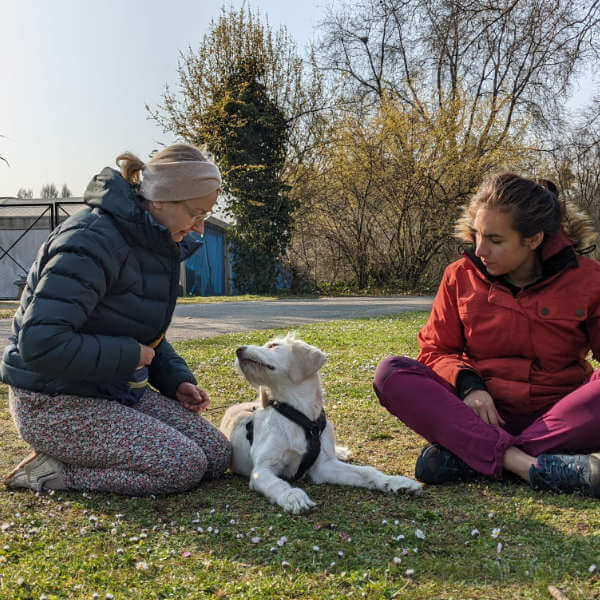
[204,437,232,480]
[373,356,422,400]
[157,444,208,492]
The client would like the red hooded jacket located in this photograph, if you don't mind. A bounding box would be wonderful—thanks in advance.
[417,229,600,415]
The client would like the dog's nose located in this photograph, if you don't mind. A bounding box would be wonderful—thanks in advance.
[236,346,247,358]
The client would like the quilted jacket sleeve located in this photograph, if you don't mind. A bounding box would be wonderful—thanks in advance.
[148,338,197,399]
[417,264,480,388]
[17,222,140,381]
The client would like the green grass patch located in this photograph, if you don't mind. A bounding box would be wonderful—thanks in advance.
[1,314,599,599]
[0,302,18,319]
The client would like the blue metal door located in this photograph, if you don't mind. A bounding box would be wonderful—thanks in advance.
[184,224,225,295]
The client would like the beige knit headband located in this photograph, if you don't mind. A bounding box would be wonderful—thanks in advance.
[139,161,222,202]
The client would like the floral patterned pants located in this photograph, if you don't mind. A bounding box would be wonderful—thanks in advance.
[9,386,232,495]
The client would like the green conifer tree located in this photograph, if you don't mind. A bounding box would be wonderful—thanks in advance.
[201,61,293,292]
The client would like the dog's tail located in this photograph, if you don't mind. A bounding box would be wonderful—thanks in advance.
[335,445,352,461]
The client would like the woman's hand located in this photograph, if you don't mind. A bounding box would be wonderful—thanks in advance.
[463,389,505,426]
[176,382,210,413]
[137,344,155,368]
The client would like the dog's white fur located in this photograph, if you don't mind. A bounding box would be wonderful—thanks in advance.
[219,334,422,514]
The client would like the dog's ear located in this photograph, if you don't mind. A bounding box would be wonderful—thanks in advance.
[288,341,327,383]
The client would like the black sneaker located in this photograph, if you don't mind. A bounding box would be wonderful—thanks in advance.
[415,443,480,484]
[529,454,600,497]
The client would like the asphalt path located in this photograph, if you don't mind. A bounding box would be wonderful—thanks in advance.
[0,296,434,346]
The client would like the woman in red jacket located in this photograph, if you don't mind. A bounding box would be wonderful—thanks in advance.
[374,172,600,496]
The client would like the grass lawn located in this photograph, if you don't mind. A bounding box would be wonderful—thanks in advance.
[1,313,599,599]
[0,302,19,319]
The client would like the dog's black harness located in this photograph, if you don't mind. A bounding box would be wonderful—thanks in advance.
[245,399,327,481]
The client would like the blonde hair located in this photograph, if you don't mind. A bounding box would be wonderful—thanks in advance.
[116,143,210,185]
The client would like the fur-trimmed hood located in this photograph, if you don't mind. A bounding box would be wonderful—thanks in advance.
[454,200,597,252]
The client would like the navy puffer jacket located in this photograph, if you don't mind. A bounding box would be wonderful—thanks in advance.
[0,168,202,400]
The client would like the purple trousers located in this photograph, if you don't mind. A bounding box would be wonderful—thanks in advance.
[373,357,600,479]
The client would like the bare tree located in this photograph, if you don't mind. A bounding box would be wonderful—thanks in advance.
[40,184,59,199]
[60,184,72,198]
[148,6,326,183]
[289,0,600,291]
[548,101,600,242]
[289,97,532,291]
[16,188,33,199]
[318,0,600,147]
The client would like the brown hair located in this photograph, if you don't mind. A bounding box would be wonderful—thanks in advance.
[116,143,210,185]
[456,172,563,241]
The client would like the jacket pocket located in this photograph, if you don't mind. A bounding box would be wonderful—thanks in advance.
[536,302,587,322]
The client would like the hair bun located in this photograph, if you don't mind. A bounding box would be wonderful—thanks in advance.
[535,178,559,198]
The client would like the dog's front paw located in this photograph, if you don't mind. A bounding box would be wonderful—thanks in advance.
[277,488,316,514]
[384,475,423,495]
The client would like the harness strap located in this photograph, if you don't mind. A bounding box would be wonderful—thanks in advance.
[272,400,327,481]
[244,400,327,480]
[245,419,254,445]
[149,333,165,349]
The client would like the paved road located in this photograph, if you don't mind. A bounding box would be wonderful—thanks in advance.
[0,296,434,346]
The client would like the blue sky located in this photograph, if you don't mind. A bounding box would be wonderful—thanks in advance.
[0,0,324,197]
[1,0,595,198]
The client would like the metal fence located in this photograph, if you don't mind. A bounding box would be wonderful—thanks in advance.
[0,200,86,299]
[0,199,232,299]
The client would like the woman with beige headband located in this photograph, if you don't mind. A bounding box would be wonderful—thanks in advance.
[1,143,232,495]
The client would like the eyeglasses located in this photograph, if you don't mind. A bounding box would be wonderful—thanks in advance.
[181,202,213,223]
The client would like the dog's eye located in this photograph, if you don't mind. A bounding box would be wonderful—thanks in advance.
[266,342,280,349]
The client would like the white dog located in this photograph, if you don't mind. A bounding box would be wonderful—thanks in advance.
[219,334,422,514]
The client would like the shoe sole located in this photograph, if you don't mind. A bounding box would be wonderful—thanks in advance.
[4,451,39,488]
